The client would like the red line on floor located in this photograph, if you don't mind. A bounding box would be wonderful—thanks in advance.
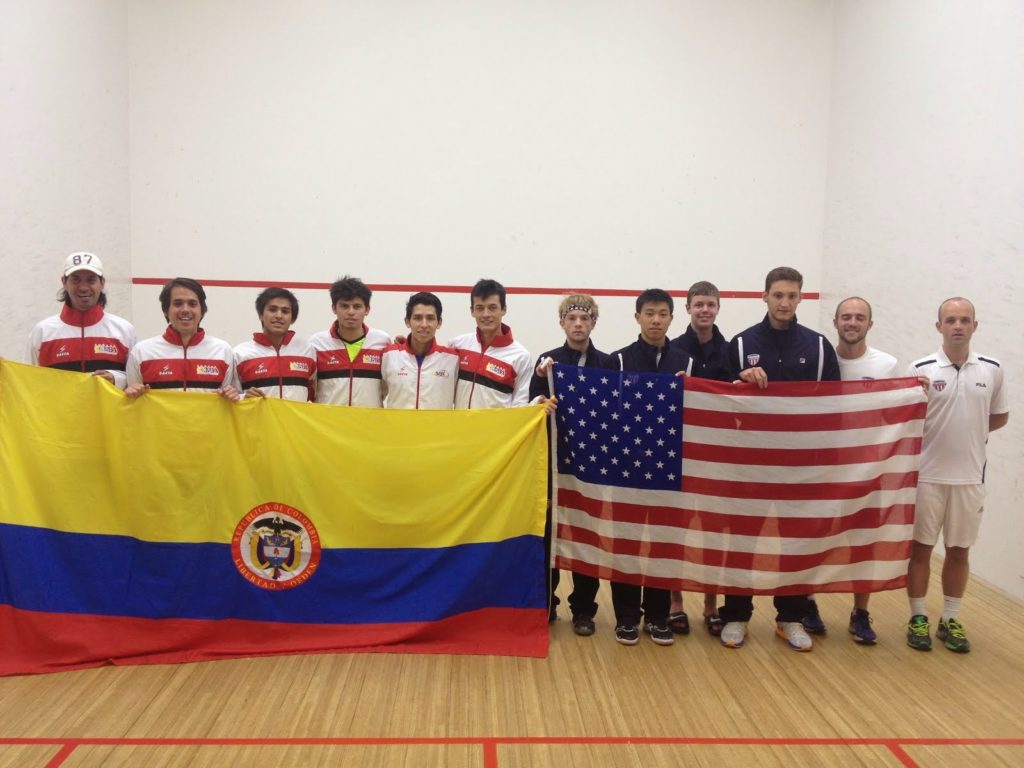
[886,742,920,768]
[3,737,1022,747]
[482,740,499,768]
[43,743,77,768]
[129,278,820,300]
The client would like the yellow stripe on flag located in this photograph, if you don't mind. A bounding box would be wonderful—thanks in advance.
[0,361,548,549]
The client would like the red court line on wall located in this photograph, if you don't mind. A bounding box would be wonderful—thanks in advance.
[130,277,820,300]
[11,736,1024,768]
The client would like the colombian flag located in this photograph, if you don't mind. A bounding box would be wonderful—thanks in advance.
[0,360,548,676]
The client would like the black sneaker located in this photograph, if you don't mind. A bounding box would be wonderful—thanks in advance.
[644,621,675,646]
[801,600,827,635]
[614,624,640,645]
[572,614,596,637]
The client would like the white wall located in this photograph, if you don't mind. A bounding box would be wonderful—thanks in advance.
[5,1,1021,597]
[0,0,131,361]
[821,1,1024,598]
[125,0,834,352]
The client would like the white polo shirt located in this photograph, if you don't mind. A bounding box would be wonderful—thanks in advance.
[908,349,1008,484]
[838,346,900,381]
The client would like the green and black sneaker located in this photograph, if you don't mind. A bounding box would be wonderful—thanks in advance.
[906,614,932,651]
[936,618,971,653]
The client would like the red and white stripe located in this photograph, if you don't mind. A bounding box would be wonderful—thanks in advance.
[555,377,927,595]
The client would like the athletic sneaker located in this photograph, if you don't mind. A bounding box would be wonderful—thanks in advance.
[936,618,971,653]
[906,615,932,651]
[571,614,596,637]
[645,621,675,646]
[848,609,877,645]
[776,621,813,651]
[614,624,640,646]
[720,621,748,648]
[801,600,827,635]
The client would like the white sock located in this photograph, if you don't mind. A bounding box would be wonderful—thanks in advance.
[909,597,927,617]
[942,596,962,622]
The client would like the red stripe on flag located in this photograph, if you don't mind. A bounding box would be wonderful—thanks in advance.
[682,471,919,500]
[683,403,927,432]
[557,489,915,536]
[684,377,924,397]
[0,605,547,676]
[558,524,911,569]
[682,437,922,466]
[553,557,908,595]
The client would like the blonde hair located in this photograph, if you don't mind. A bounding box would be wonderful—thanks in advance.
[558,293,599,320]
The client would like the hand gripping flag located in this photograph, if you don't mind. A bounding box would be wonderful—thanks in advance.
[551,364,927,595]
[0,360,548,675]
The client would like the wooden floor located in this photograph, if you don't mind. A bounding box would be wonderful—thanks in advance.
[2,560,1023,768]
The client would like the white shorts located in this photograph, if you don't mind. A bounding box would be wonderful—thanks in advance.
[913,482,985,548]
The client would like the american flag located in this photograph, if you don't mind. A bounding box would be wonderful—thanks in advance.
[552,365,927,595]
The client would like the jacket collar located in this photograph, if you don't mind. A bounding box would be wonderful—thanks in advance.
[162,326,206,348]
[477,323,514,349]
[253,330,295,348]
[59,304,105,328]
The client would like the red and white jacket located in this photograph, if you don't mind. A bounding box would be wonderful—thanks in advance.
[448,324,532,409]
[380,338,459,410]
[127,327,234,393]
[26,304,136,389]
[307,323,392,407]
[233,331,315,402]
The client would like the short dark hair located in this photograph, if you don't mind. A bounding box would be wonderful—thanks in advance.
[330,276,372,307]
[635,288,674,314]
[256,287,299,320]
[405,291,443,321]
[686,281,720,307]
[764,267,803,292]
[159,278,208,321]
[470,278,506,309]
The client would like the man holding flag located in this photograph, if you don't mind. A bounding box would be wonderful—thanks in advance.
[719,267,840,652]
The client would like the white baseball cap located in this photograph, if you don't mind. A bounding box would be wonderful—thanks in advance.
[63,252,104,277]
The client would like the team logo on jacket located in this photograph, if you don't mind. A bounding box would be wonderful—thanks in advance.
[362,353,381,366]
[289,361,310,372]
[195,364,222,376]
[934,379,947,392]
[485,361,507,378]
[232,502,321,590]
[93,342,119,356]
[746,354,760,367]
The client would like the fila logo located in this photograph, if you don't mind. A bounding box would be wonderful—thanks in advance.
[976,382,987,388]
